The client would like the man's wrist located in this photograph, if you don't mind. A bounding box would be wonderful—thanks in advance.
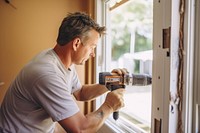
[102,102,114,113]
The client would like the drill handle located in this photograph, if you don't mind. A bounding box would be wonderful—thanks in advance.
[106,84,125,120]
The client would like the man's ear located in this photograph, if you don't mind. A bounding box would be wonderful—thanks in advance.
[72,38,81,51]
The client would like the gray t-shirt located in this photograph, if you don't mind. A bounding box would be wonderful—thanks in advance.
[0,49,82,133]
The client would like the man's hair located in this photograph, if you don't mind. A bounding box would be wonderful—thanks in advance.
[57,12,106,46]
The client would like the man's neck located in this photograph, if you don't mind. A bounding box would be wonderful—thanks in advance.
[53,44,72,69]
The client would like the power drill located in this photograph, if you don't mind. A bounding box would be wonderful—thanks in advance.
[99,72,152,120]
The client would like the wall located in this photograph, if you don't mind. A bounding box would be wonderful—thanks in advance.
[0,0,92,132]
[0,0,89,102]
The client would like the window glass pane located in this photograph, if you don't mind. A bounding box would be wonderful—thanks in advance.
[108,0,153,132]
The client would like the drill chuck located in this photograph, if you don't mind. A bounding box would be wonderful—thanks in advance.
[126,73,152,86]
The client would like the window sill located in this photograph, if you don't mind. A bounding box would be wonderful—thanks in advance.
[98,116,148,133]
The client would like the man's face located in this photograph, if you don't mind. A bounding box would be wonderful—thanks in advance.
[73,30,99,65]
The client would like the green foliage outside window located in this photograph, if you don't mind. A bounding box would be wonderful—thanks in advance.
[110,0,153,61]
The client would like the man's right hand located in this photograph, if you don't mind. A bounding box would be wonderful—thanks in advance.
[104,88,125,112]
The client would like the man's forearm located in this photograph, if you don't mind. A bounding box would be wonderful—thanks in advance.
[58,102,113,133]
[60,88,124,133]
[74,84,108,101]
[82,102,113,133]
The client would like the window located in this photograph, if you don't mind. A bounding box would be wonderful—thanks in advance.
[96,0,153,132]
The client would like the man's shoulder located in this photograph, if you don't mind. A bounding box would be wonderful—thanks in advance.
[20,50,59,82]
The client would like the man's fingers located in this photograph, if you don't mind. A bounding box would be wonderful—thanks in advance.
[111,69,122,75]
[121,68,129,75]
[111,68,129,75]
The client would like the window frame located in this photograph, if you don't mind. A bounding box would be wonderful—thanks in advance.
[95,0,196,132]
[95,0,152,132]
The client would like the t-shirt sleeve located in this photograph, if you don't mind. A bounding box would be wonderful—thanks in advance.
[32,74,80,122]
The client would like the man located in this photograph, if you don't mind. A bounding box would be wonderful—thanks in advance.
[0,12,126,133]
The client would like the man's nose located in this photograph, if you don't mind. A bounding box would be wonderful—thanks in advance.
[90,52,95,57]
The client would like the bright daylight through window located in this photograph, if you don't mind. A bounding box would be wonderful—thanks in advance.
[104,0,153,132]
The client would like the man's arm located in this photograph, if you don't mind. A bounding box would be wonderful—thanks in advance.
[73,84,108,101]
[73,68,128,101]
[59,89,125,133]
